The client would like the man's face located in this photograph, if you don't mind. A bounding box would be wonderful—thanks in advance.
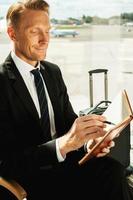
[8,9,51,66]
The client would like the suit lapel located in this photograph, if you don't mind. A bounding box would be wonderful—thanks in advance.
[4,54,40,122]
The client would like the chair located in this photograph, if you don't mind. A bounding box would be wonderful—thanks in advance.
[0,177,27,200]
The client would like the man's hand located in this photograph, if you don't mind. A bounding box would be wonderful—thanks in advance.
[96,140,115,157]
[86,138,115,158]
[58,114,107,158]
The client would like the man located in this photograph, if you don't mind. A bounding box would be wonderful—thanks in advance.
[0,0,132,199]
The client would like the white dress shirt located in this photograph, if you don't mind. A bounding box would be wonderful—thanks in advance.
[11,51,65,162]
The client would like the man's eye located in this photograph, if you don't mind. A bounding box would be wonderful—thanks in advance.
[31,30,38,33]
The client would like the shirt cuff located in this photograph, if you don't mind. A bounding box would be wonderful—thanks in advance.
[56,138,66,162]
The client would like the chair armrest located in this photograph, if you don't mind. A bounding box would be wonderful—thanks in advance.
[0,177,27,200]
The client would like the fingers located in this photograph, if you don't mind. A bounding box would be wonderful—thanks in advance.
[75,115,106,130]
[80,114,106,124]
[81,114,106,121]
[96,152,109,158]
[86,139,94,151]
[96,140,115,157]
[64,114,107,152]
[76,114,107,135]
[96,147,110,157]
[108,140,115,148]
[86,129,107,141]
[115,133,120,138]
[74,114,107,143]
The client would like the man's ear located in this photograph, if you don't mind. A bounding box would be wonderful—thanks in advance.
[7,26,17,41]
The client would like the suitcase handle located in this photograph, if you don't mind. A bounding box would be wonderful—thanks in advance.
[88,69,108,75]
[93,100,111,109]
[88,69,108,107]
[84,100,112,115]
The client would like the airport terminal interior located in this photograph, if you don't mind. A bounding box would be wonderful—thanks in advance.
[0,0,133,195]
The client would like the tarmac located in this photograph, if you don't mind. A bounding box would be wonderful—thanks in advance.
[0,25,133,165]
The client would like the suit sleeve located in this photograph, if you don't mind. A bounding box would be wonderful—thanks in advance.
[0,72,59,178]
[44,64,85,162]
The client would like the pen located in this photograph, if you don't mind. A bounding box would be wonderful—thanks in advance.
[104,121,116,125]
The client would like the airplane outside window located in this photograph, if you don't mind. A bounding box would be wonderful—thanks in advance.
[50,28,78,37]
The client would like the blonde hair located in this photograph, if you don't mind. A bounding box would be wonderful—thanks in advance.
[6,0,49,28]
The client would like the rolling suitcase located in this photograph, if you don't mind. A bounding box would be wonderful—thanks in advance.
[79,68,131,170]
[79,69,111,116]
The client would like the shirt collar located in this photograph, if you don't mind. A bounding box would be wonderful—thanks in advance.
[11,51,40,75]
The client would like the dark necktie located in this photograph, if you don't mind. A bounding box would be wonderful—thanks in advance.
[31,68,51,142]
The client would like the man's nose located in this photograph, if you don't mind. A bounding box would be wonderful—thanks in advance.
[39,32,49,43]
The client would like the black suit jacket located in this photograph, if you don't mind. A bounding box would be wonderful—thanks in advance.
[0,53,79,179]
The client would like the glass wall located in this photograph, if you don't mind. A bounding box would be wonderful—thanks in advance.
[1,0,133,164]
[1,1,133,112]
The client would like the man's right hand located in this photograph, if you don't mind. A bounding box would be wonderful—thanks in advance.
[58,114,107,158]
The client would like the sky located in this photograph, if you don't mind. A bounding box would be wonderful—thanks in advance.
[0,0,133,19]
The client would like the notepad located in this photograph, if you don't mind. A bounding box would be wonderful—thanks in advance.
[78,89,133,165]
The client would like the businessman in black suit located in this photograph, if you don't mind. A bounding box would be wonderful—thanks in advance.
[0,0,132,199]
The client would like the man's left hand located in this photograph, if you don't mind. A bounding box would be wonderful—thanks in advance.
[96,140,115,157]
[86,139,115,157]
